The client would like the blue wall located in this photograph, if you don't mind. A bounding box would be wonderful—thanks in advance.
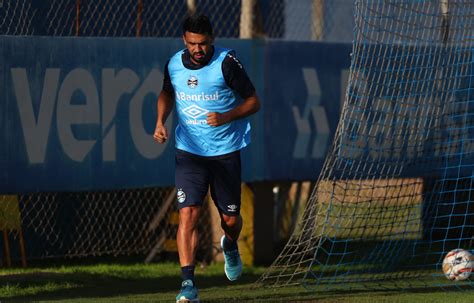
[262,41,350,180]
[0,36,351,192]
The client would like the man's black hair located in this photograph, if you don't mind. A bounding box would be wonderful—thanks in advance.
[182,14,213,37]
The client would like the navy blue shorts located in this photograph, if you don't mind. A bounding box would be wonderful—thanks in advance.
[175,149,241,216]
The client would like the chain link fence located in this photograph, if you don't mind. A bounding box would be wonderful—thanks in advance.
[0,0,355,42]
[2,188,216,265]
[0,0,354,265]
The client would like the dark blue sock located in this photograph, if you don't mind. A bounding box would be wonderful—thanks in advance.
[223,236,238,251]
[181,265,195,283]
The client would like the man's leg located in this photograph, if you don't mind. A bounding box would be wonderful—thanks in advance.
[220,213,242,243]
[176,205,201,302]
[220,213,243,281]
[208,151,243,281]
[177,205,201,269]
[174,150,209,302]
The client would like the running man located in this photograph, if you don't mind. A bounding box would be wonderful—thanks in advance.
[153,14,260,303]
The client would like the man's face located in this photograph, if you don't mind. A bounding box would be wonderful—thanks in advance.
[183,31,214,65]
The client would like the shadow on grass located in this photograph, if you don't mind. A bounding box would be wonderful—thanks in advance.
[2,269,262,302]
[2,269,473,302]
[216,284,474,303]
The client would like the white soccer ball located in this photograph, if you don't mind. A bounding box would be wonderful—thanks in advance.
[442,248,473,281]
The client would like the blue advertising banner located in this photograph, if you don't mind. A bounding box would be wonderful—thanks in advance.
[1,36,176,192]
[0,36,265,192]
[262,41,351,180]
[1,36,350,192]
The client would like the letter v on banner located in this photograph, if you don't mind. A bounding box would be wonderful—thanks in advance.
[11,68,60,164]
[292,67,330,159]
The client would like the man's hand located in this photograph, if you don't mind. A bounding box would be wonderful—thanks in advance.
[206,93,260,127]
[153,125,168,143]
[207,112,229,127]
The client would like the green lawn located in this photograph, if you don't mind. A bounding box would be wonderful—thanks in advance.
[0,262,473,302]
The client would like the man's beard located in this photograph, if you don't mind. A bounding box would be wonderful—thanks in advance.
[192,51,207,64]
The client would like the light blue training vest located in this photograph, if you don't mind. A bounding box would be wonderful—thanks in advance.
[168,47,251,157]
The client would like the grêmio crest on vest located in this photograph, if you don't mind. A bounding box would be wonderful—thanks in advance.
[168,47,251,157]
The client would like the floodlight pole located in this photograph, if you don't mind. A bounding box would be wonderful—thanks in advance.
[136,0,143,37]
[440,0,450,44]
[240,0,255,38]
[75,0,81,36]
[187,0,196,16]
[311,0,324,41]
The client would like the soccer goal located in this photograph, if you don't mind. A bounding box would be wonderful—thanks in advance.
[259,0,474,291]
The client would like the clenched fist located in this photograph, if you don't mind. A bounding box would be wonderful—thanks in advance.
[153,125,168,143]
[207,112,229,127]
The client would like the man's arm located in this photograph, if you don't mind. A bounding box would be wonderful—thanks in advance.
[207,52,261,127]
[206,92,260,127]
[154,61,175,143]
[154,90,175,143]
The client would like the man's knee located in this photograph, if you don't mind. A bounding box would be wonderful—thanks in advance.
[221,214,242,229]
[179,206,200,229]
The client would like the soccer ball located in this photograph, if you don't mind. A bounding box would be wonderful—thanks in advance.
[442,248,473,281]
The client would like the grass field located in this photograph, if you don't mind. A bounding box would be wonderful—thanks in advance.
[1,261,473,302]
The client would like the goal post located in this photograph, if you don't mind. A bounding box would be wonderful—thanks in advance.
[258,0,474,291]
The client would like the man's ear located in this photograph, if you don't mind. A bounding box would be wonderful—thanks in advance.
[182,35,186,46]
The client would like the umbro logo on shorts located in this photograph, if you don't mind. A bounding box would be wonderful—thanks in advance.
[227,204,238,212]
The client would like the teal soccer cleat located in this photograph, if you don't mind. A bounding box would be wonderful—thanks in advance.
[176,279,199,302]
[220,235,243,281]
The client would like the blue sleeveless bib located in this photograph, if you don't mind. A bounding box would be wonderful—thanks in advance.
[168,47,251,156]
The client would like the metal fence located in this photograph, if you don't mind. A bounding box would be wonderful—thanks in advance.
[0,0,354,265]
[0,0,354,41]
